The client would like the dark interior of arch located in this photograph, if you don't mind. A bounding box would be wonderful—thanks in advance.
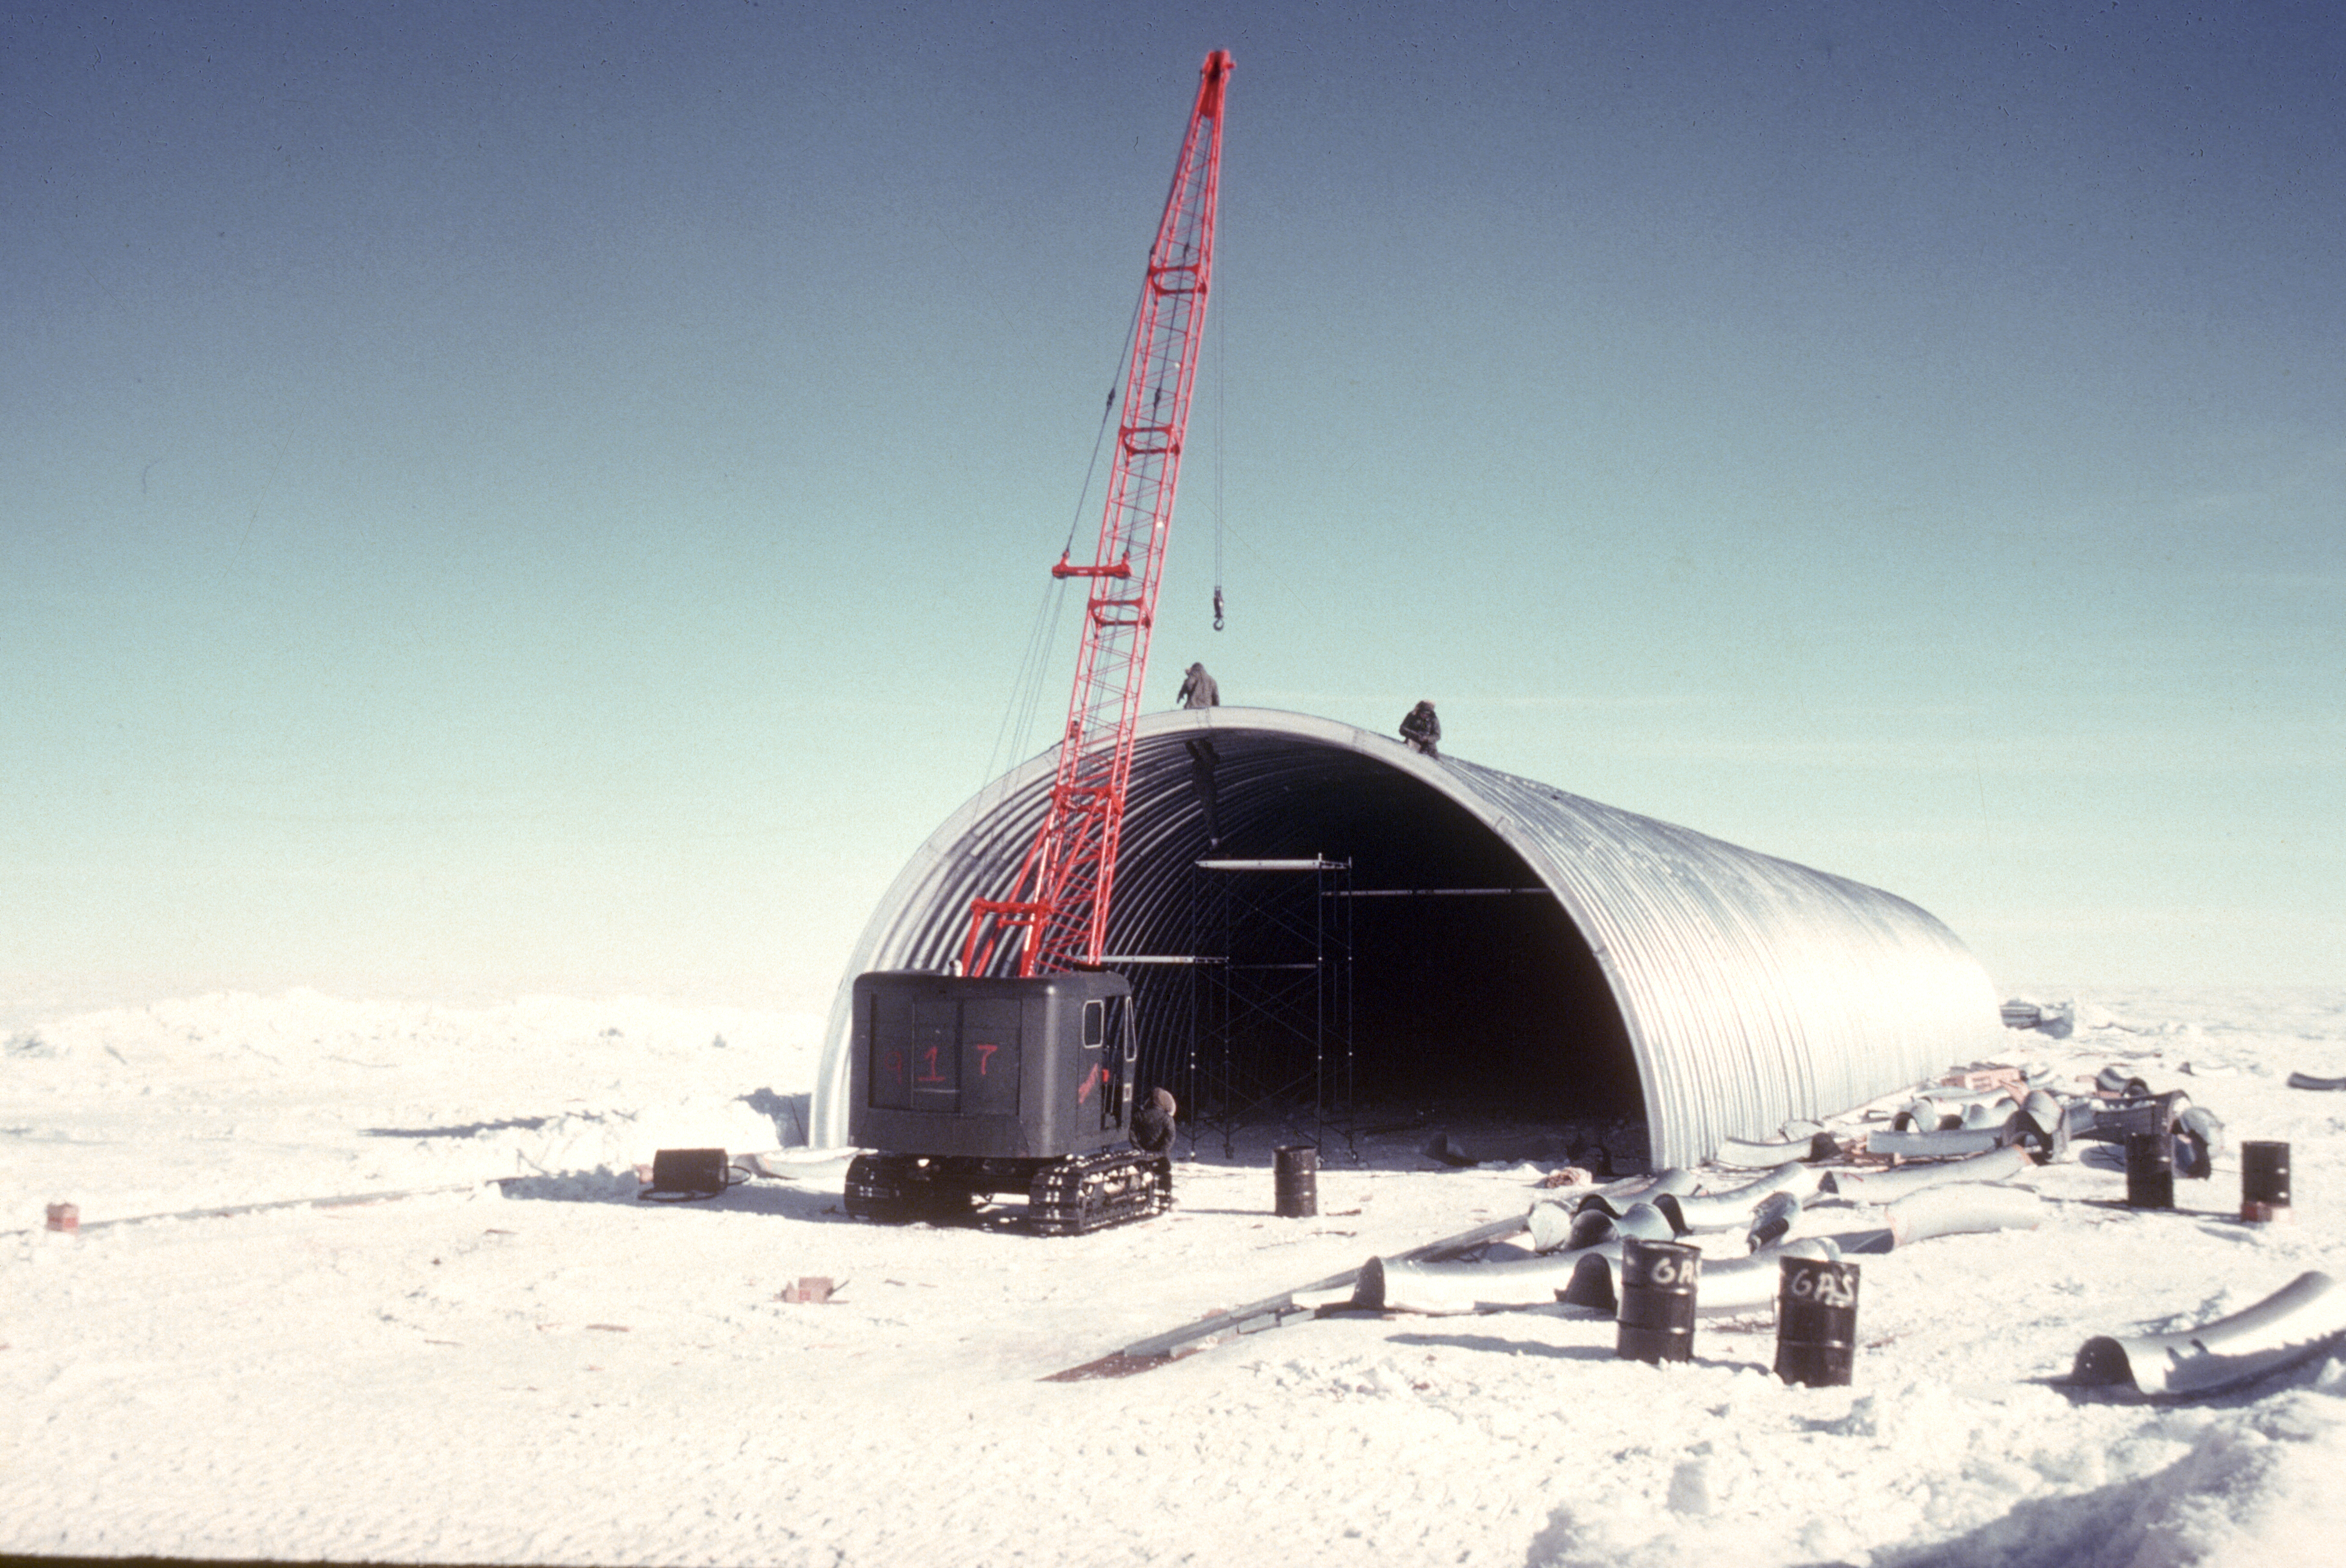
[1104,729,1644,1133]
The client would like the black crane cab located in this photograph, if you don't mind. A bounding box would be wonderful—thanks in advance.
[843,969,1172,1233]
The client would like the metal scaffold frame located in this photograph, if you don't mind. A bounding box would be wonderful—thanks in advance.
[1181,857,1355,1156]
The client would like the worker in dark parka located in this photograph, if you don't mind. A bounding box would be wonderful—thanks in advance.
[1400,699,1440,758]
[1179,662,1223,844]
[1131,1088,1178,1154]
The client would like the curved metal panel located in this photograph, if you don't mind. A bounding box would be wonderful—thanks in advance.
[2071,1271,2346,1399]
[814,708,2002,1162]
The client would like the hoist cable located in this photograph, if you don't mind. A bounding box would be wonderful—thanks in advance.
[984,279,1150,793]
[1212,276,1227,631]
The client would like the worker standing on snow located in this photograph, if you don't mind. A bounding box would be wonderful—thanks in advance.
[1400,699,1441,758]
[1131,1088,1178,1154]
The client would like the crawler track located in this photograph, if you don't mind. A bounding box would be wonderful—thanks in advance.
[845,1150,1172,1235]
[1030,1149,1173,1236]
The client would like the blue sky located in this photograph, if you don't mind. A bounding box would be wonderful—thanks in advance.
[5,0,2341,1010]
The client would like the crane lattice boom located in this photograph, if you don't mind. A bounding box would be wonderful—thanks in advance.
[964,50,1232,980]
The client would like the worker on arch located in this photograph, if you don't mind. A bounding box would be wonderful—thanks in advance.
[1178,662,1222,844]
[1400,699,1441,759]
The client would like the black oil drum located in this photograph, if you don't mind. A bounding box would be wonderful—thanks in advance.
[1273,1144,1318,1218]
[2242,1140,2291,1220]
[1615,1237,1701,1364]
[1775,1256,1861,1387]
[2125,1129,2175,1210]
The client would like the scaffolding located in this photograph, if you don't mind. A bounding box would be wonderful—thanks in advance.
[1169,856,1356,1155]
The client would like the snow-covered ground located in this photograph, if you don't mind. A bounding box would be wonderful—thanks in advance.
[6,986,2346,1566]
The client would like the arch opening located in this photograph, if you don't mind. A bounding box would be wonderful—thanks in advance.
[1103,728,1643,1132]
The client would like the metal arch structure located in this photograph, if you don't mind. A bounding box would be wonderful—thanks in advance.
[815,708,2004,1166]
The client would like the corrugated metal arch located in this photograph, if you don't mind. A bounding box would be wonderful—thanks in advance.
[813,707,2001,1164]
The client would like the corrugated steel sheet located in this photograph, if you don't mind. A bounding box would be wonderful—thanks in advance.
[813,707,2001,1163]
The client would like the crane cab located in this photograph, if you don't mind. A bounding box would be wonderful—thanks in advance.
[844,970,1170,1233]
[849,969,1137,1160]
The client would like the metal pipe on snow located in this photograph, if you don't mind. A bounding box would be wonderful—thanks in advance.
[1704,1238,1842,1316]
[1526,1200,1577,1253]
[1529,1170,1701,1252]
[1558,1245,1628,1311]
[2174,1105,2224,1179]
[2012,1089,2070,1164]
[1654,1162,1820,1235]
[1366,1182,1710,1314]
[2081,1091,2191,1143]
[1745,1190,1803,1250]
[1883,1182,2043,1247]
[2070,1272,2346,1399]
[1713,1136,1831,1170]
[1822,1144,2030,1203]
[1863,1125,2008,1161]
[1357,1248,1605,1315]
[1892,1093,2017,1132]
[1576,1167,1703,1214]
[1565,1200,1675,1251]
[1892,1099,1958,1132]
[1376,1188,1916,1319]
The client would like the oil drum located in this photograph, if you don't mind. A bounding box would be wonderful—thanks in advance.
[1273,1144,1318,1218]
[2125,1129,2175,1210]
[1775,1255,1861,1387]
[2241,1140,2291,1222]
[1615,1237,1701,1364]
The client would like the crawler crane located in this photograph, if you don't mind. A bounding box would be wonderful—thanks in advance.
[845,51,1231,1233]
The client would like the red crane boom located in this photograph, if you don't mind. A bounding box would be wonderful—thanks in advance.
[963,50,1232,981]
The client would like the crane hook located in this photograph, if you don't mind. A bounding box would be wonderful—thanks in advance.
[1212,586,1225,631]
